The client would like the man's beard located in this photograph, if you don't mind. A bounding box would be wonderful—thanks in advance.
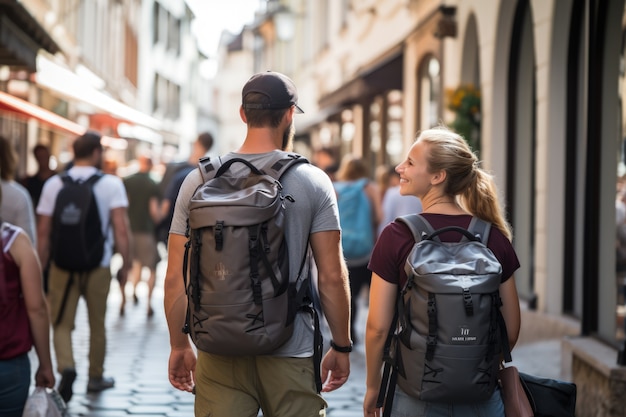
[281,121,295,151]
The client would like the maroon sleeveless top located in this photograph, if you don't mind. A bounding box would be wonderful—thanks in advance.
[0,222,33,359]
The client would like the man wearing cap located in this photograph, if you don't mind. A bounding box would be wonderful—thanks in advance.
[164,71,352,416]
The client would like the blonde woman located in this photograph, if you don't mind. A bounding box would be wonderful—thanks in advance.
[364,125,521,416]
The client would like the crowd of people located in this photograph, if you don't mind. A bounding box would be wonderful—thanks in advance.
[0,70,521,417]
[0,130,215,412]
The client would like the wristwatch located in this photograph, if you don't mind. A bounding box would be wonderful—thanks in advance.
[330,340,353,353]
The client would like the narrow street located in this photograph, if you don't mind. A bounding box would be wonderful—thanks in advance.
[31,258,567,416]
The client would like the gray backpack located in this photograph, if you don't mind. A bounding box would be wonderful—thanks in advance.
[182,152,314,357]
[378,214,511,411]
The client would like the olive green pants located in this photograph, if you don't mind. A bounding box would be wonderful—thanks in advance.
[194,351,327,417]
[48,264,111,378]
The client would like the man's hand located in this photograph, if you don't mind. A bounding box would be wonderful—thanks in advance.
[168,346,197,392]
[320,349,350,392]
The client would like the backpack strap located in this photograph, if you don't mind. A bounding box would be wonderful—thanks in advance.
[265,152,309,181]
[396,214,436,243]
[197,152,308,183]
[59,171,104,186]
[467,217,492,245]
[197,156,223,183]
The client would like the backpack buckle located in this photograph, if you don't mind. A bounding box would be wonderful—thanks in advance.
[214,221,224,251]
[463,288,474,316]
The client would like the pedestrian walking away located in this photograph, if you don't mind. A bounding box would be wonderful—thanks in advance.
[122,151,162,317]
[156,132,214,246]
[0,136,37,246]
[364,125,522,417]
[36,131,132,404]
[164,70,352,417]
[334,154,382,346]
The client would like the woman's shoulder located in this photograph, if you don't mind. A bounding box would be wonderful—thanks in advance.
[1,222,24,250]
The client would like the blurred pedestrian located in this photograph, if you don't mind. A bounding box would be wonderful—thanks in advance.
[21,143,57,211]
[378,167,423,235]
[156,132,214,245]
[122,152,162,317]
[36,131,132,403]
[0,185,55,416]
[313,146,339,181]
[0,136,37,246]
[334,154,382,345]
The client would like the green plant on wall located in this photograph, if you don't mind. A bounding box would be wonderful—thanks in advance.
[446,84,481,155]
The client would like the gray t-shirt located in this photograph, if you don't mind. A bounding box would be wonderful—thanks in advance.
[170,150,340,357]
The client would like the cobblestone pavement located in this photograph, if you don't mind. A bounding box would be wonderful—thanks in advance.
[30,259,567,416]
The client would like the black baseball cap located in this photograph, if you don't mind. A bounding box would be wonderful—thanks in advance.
[242,71,304,113]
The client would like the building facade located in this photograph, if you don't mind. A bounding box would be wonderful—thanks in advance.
[0,0,207,178]
[213,0,626,414]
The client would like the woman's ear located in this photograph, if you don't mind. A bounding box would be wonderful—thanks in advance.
[431,169,447,186]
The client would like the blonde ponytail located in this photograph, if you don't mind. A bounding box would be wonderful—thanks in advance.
[418,125,513,240]
[460,168,512,240]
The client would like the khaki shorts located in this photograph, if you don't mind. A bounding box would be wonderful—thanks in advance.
[194,351,327,417]
[131,232,159,269]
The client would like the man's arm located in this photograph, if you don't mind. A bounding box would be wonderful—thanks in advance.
[310,230,351,392]
[36,214,52,268]
[164,233,196,392]
[149,196,162,224]
[110,206,131,280]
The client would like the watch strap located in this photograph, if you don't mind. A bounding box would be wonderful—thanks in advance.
[330,340,353,353]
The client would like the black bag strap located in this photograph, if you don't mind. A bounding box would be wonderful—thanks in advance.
[289,243,321,391]
[54,271,75,326]
[59,171,103,186]
[377,290,401,417]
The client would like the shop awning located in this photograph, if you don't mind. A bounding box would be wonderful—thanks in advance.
[0,91,128,149]
[0,1,59,71]
[319,48,403,109]
[0,90,85,135]
[34,55,163,132]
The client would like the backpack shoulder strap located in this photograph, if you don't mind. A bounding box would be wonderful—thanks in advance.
[59,171,103,187]
[467,217,492,245]
[265,152,309,181]
[196,152,309,183]
[84,171,104,187]
[59,171,73,185]
[197,156,225,183]
[396,214,436,242]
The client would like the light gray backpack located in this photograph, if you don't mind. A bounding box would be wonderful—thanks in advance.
[378,214,511,411]
[182,152,314,356]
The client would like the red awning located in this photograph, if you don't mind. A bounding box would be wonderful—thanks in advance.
[0,90,85,135]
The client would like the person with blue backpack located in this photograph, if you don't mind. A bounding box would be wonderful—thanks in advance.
[364,125,522,417]
[334,155,382,345]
